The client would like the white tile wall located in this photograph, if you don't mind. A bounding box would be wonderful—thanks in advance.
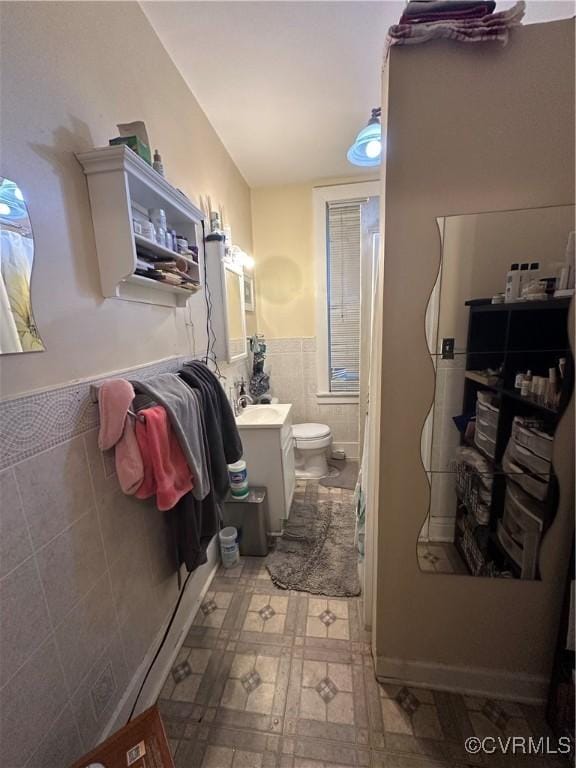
[265,338,360,458]
[426,356,466,542]
[0,355,245,766]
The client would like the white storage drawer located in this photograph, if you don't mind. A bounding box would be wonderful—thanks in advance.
[511,418,553,461]
[497,520,539,580]
[476,416,498,442]
[476,400,499,429]
[474,428,496,459]
[506,440,551,477]
[502,454,549,502]
[503,483,544,539]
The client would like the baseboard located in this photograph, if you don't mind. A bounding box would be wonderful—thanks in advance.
[374,654,549,704]
[101,536,220,739]
[332,441,360,460]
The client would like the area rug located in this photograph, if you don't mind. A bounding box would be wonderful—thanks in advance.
[266,497,361,596]
[319,460,359,490]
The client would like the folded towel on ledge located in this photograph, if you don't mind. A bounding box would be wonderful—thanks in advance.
[400,1,496,24]
[388,0,525,50]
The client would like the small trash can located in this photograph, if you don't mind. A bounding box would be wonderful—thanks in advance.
[223,487,269,556]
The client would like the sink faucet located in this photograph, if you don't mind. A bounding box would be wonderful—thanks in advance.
[233,378,253,414]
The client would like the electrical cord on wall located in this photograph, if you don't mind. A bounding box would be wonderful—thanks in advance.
[126,567,193,724]
[201,219,224,379]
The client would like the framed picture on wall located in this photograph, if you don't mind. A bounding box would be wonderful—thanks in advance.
[244,274,255,312]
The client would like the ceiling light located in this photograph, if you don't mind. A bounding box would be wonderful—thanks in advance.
[347,108,382,167]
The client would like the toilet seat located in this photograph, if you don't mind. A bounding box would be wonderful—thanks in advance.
[292,423,332,450]
[293,423,331,440]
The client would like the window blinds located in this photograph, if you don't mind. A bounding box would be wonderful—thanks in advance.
[326,201,361,393]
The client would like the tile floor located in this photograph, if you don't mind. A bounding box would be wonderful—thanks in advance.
[157,483,567,767]
[417,543,468,575]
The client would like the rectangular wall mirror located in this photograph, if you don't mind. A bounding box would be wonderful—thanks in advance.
[223,259,247,362]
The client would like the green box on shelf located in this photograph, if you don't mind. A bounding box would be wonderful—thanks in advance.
[108,135,152,165]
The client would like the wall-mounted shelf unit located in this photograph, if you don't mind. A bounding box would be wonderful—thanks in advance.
[76,145,204,308]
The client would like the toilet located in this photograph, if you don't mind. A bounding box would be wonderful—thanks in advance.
[292,423,332,479]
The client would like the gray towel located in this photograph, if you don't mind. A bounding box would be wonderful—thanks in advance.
[133,373,210,500]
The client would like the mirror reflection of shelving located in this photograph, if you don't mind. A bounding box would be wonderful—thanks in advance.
[419,205,575,579]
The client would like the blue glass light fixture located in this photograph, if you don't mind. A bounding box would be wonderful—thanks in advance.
[347,107,382,167]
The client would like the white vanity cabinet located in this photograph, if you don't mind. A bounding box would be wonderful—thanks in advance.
[236,404,295,535]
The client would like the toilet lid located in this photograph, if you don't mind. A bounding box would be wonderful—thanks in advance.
[292,423,331,440]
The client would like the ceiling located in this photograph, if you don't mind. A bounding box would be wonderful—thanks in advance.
[142,1,575,188]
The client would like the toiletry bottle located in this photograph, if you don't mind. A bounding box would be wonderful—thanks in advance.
[514,371,524,390]
[505,263,521,303]
[141,219,155,242]
[546,367,557,408]
[536,376,546,404]
[519,263,530,298]
[520,370,532,397]
[171,229,178,253]
[153,150,165,177]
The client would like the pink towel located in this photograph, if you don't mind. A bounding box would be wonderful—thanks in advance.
[135,405,193,511]
[97,379,144,495]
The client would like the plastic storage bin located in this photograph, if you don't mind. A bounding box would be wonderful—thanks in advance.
[502,453,549,501]
[476,399,499,429]
[506,440,551,477]
[511,418,553,461]
[223,487,269,556]
[503,482,544,541]
[474,428,497,459]
[497,520,539,580]
[476,415,498,442]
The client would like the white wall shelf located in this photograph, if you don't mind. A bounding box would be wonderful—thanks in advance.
[76,145,204,308]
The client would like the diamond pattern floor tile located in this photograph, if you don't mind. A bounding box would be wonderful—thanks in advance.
[158,480,562,768]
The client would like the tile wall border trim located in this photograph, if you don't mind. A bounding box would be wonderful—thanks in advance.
[0,355,185,470]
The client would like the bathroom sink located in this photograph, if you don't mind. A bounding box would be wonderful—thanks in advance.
[235,403,292,428]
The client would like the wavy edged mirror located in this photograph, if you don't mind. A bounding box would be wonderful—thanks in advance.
[418,205,575,579]
[0,176,44,353]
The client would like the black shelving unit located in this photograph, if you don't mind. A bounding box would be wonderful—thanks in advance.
[454,297,573,578]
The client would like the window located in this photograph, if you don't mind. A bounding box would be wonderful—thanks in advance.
[313,181,379,402]
[326,201,361,392]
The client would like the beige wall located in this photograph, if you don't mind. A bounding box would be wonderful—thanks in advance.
[251,184,315,338]
[251,176,377,339]
[376,20,575,698]
[438,206,575,354]
[0,0,252,398]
